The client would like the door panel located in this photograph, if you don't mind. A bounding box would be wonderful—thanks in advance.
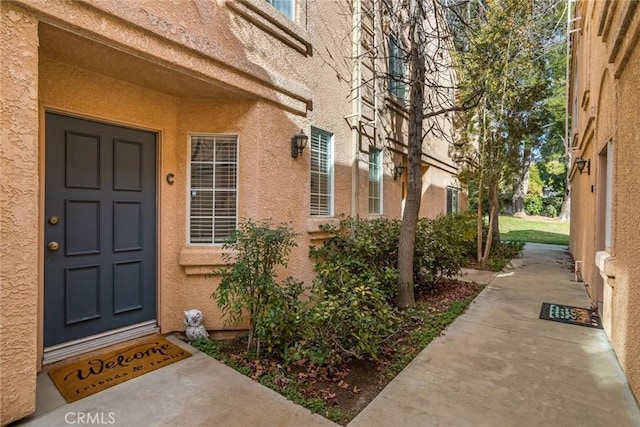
[45,112,157,347]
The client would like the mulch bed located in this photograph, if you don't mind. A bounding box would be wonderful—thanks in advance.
[189,279,482,424]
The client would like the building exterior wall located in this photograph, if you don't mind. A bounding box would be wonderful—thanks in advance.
[0,0,462,423]
[569,0,640,401]
[0,3,40,423]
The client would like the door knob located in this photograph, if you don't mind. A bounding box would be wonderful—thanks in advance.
[48,241,60,251]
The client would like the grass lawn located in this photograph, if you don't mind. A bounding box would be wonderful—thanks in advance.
[499,215,569,246]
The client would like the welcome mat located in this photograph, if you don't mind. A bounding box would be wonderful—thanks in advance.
[49,336,191,403]
[539,302,603,328]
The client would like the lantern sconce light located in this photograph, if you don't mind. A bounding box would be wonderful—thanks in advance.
[291,129,309,159]
[394,162,405,181]
[575,157,590,175]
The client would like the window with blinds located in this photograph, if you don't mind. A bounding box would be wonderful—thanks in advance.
[369,147,383,215]
[447,186,459,216]
[389,35,406,99]
[310,128,333,216]
[189,135,238,244]
[266,0,294,20]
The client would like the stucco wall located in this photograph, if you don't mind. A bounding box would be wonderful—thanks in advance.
[2,1,463,423]
[0,3,39,424]
[38,56,325,334]
[608,39,640,397]
[420,166,459,219]
[569,0,640,400]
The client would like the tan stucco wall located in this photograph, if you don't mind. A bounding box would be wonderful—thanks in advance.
[1,1,463,423]
[608,40,640,394]
[0,3,40,424]
[569,0,640,400]
[420,166,459,219]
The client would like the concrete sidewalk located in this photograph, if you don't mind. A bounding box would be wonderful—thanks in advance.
[349,243,640,427]
[18,336,337,427]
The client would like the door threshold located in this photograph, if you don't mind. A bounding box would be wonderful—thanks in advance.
[43,321,158,365]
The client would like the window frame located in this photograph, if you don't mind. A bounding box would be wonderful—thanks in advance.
[388,34,406,100]
[187,133,239,246]
[447,186,459,216]
[368,147,383,215]
[310,127,334,217]
[265,0,295,20]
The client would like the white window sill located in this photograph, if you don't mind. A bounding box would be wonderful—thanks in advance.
[595,250,616,287]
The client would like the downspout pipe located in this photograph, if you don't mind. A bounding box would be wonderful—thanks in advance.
[351,0,361,218]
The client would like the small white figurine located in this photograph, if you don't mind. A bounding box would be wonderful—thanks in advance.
[184,309,209,341]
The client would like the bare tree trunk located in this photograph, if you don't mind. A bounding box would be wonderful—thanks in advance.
[482,182,499,263]
[476,188,483,264]
[491,184,500,244]
[512,151,531,215]
[476,102,487,264]
[397,3,425,309]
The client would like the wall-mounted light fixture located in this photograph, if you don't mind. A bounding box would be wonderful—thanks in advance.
[393,162,405,180]
[291,129,309,159]
[575,157,590,175]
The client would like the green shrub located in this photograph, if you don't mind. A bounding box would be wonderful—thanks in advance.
[485,240,525,271]
[524,193,543,216]
[212,220,303,358]
[414,213,476,285]
[541,196,562,218]
[310,217,400,300]
[542,204,557,218]
[307,217,401,364]
[303,280,399,365]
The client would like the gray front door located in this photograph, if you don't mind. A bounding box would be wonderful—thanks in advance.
[44,112,157,347]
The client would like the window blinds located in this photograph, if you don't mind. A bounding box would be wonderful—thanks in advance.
[189,135,238,244]
[310,128,332,216]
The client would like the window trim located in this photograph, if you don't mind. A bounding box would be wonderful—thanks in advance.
[187,133,239,246]
[309,127,334,217]
[265,0,295,20]
[388,34,406,100]
[447,186,459,216]
[368,147,383,215]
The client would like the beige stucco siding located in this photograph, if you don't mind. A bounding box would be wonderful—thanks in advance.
[420,165,459,219]
[607,40,640,396]
[0,1,464,423]
[0,3,40,424]
[569,0,640,401]
[38,56,324,334]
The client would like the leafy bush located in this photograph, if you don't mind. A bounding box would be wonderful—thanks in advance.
[541,196,563,218]
[484,240,525,271]
[542,204,557,218]
[303,280,399,365]
[307,218,401,364]
[211,215,494,365]
[212,220,303,358]
[524,193,543,215]
[414,213,476,285]
[310,217,400,300]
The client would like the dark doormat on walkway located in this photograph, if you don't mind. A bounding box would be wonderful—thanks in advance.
[49,335,191,403]
[539,302,603,328]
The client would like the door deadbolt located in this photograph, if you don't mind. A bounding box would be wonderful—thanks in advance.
[48,216,59,225]
[48,241,60,251]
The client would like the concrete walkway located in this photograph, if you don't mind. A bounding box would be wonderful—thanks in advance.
[18,336,337,427]
[18,243,640,426]
[349,243,640,427]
